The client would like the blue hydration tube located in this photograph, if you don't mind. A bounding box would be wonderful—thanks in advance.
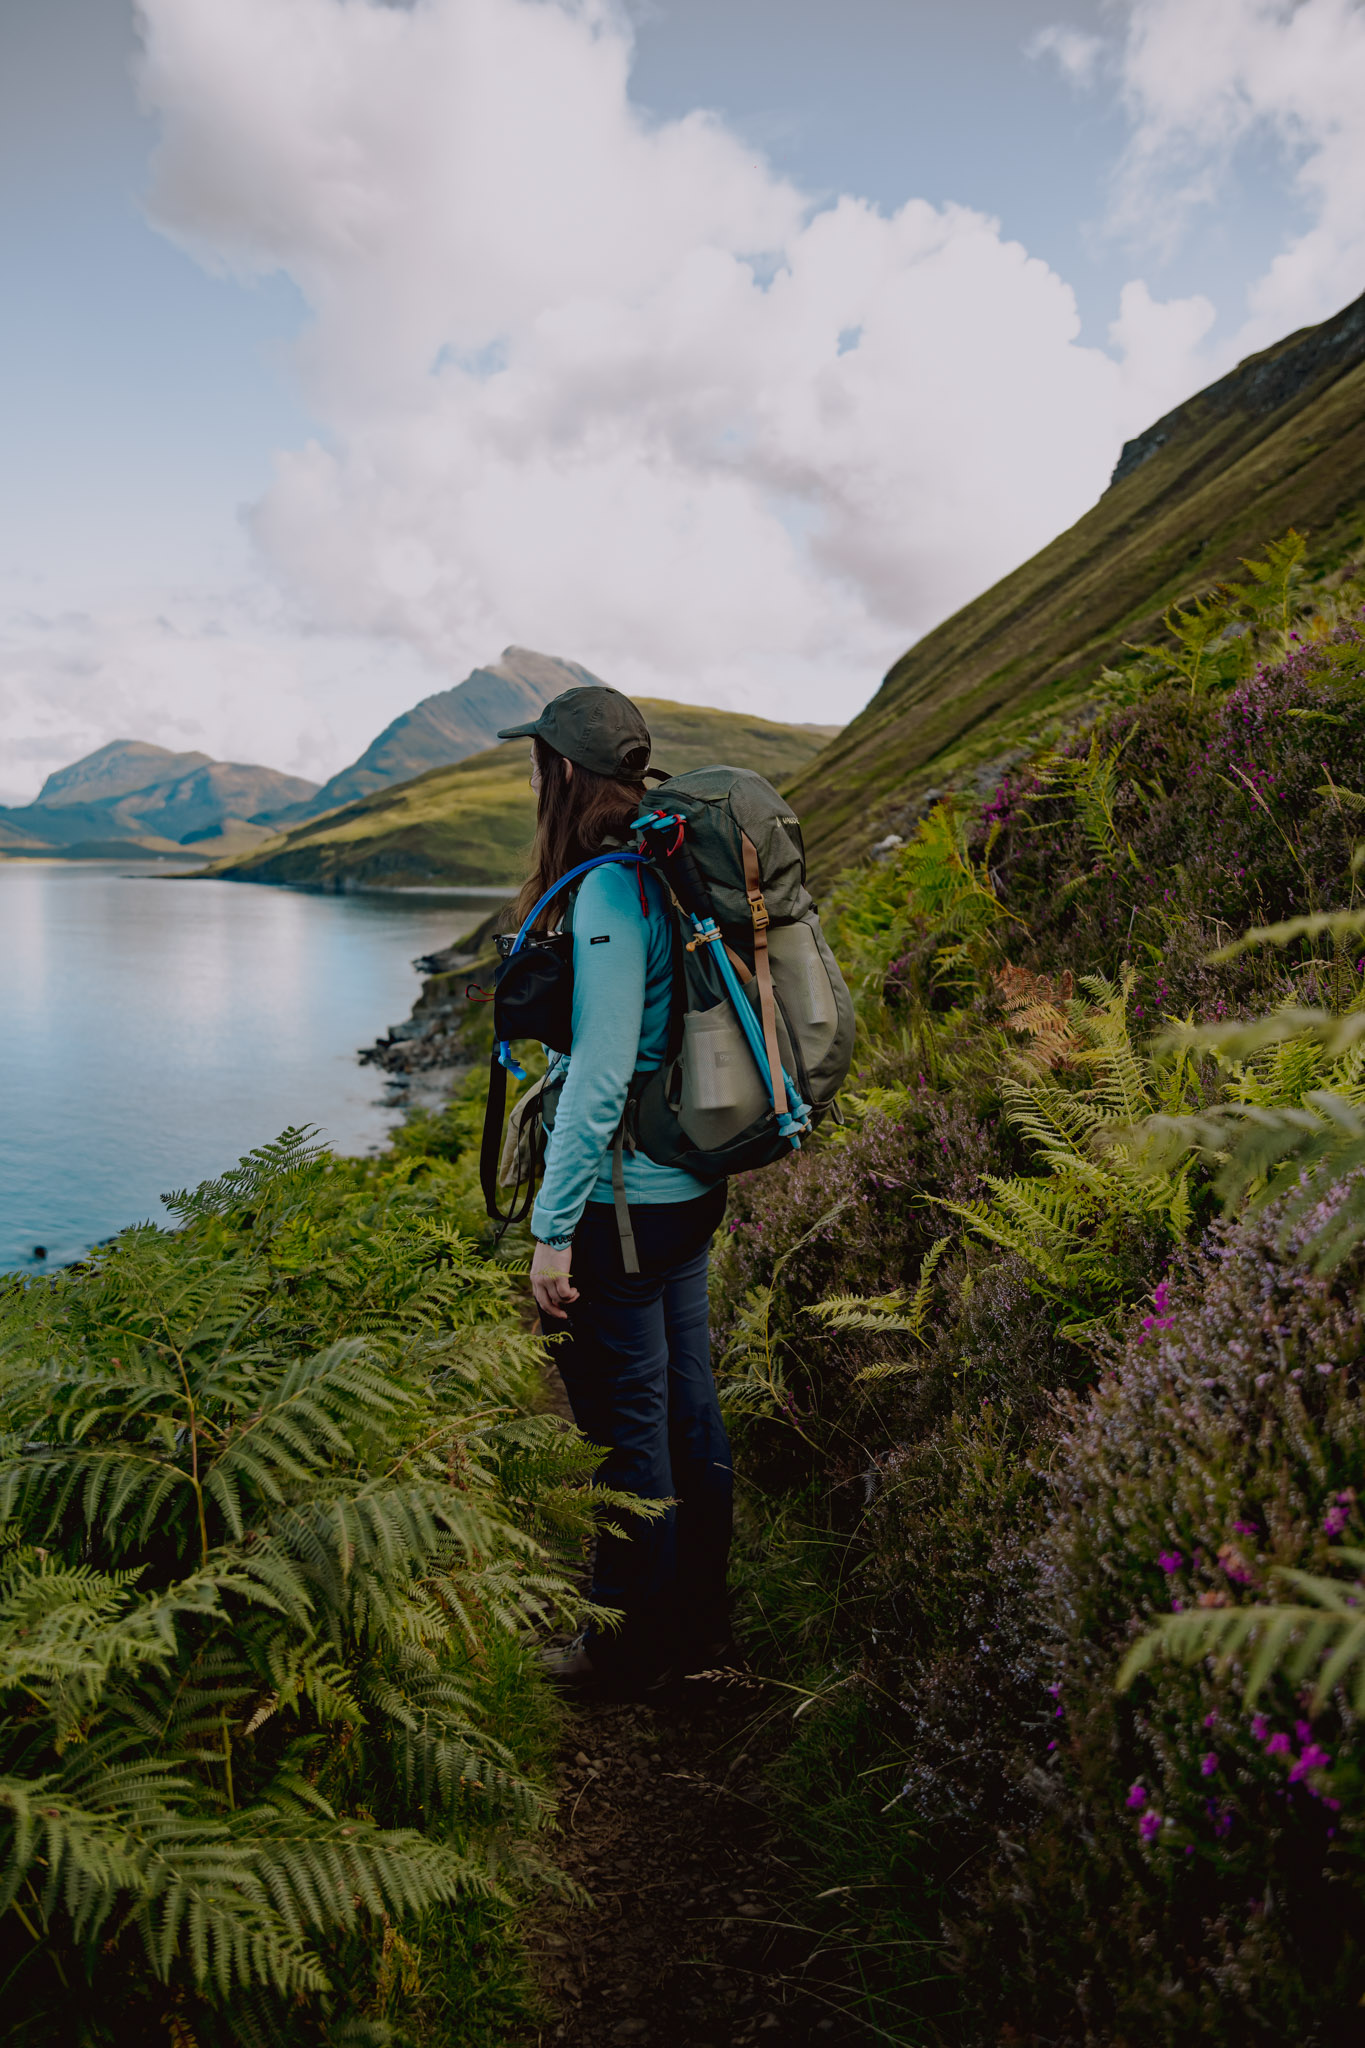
[495,852,648,1077]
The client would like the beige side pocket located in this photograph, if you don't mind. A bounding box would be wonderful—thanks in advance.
[499,1074,549,1188]
[766,921,840,1070]
[678,1004,769,1151]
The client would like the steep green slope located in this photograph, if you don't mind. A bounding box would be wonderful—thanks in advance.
[790,286,1365,880]
[211,699,841,889]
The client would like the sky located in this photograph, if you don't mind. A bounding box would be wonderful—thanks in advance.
[1,0,1363,803]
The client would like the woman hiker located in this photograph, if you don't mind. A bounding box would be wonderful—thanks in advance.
[495,684,735,1695]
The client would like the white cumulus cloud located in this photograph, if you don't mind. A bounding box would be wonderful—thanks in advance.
[0,574,440,805]
[128,0,1222,733]
[8,0,1359,795]
[1112,0,1365,345]
[1027,24,1106,86]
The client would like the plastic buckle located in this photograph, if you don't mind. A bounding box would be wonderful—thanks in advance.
[749,892,770,931]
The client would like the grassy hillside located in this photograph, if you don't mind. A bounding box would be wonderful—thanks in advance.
[210,699,841,890]
[790,285,1365,881]
[705,555,1365,2040]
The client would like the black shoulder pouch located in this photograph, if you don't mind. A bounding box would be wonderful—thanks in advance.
[491,929,574,1055]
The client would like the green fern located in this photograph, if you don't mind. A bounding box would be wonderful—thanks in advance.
[804,1237,950,1382]
[829,797,1021,1011]
[1118,1546,1365,1712]
[716,1199,853,1435]
[1134,1007,1365,1273]
[0,1136,607,2030]
[939,968,1199,1335]
[1026,730,1138,875]
[1130,530,1311,692]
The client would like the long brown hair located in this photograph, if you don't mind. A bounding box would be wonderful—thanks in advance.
[514,737,647,930]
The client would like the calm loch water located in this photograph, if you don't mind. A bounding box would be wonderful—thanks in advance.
[0,862,498,1272]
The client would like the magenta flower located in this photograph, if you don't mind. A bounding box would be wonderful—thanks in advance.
[1251,1715,1269,1742]
[1289,1743,1332,1782]
[1138,1810,1162,1841]
[1217,1543,1256,1585]
[1126,1782,1147,1811]
[1200,1753,1219,1777]
[1158,1550,1183,1574]
[1265,1731,1292,1757]
[1323,1502,1350,1538]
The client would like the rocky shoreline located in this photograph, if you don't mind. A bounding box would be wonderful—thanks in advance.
[358,903,508,1080]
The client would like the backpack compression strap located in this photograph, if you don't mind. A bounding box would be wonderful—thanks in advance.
[740,832,788,1122]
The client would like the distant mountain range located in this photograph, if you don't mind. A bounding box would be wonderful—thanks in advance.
[0,743,320,861]
[206,700,843,891]
[0,647,600,861]
[789,284,1365,880]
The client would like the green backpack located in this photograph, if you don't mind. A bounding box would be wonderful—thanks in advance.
[481,766,856,1252]
[627,767,855,1176]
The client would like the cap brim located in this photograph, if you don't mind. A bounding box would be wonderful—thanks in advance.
[495,720,541,741]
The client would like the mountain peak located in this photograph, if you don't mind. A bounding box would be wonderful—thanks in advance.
[37,740,215,808]
[283,646,607,822]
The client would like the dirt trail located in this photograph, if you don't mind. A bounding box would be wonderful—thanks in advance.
[519,1345,871,2048]
[520,1674,867,2048]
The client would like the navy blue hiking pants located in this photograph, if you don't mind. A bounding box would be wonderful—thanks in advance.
[552,1186,732,1679]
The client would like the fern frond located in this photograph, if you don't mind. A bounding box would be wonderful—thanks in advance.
[1118,1549,1365,1712]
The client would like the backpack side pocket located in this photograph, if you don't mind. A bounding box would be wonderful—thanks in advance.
[677,1003,770,1151]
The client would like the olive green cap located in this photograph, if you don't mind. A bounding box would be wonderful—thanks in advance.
[497,685,651,779]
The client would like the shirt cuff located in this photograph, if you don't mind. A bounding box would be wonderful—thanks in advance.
[535,1231,575,1249]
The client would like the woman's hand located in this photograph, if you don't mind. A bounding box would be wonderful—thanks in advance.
[531,1240,578,1320]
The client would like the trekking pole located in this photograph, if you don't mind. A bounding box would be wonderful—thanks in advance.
[700,919,811,1144]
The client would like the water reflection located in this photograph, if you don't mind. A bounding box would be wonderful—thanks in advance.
[0,863,501,1270]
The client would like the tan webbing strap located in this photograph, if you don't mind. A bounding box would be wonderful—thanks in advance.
[740,832,788,1117]
[610,1118,640,1275]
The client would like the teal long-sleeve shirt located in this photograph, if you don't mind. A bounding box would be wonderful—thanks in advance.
[530,861,710,1244]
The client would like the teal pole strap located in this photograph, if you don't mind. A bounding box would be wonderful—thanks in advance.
[691,915,811,1144]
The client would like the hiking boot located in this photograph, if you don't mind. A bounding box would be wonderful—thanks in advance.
[538,1634,601,1693]
[539,1634,664,1701]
